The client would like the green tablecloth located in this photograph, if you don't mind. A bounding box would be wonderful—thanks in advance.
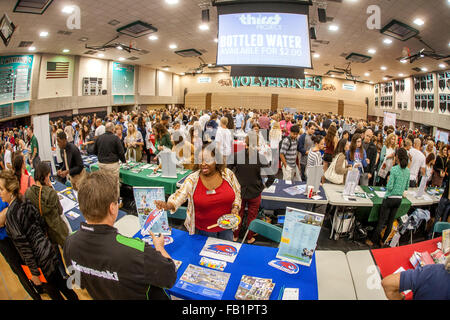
[90,163,191,195]
[356,186,411,222]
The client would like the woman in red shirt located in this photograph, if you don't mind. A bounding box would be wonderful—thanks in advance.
[155,144,241,241]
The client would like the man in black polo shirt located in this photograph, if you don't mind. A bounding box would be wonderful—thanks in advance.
[93,122,126,197]
[57,131,85,190]
[63,171,177,300]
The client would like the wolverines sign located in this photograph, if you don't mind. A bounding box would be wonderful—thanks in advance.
[231,76,323,91]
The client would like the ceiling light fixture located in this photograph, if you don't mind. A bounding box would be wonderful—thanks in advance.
[368,49,376,54]
[328,25,339,31]
[40,31,49,37]
[364,72,370,76]
[97,53,104,58]
[381,66,387,70]
[421,67,428,72]
[413,18,424,26]
[214,38,218,43]
[118,57,125,61]
[383,38,393,44]
[383,77,388,81]
[149,35,158,41]
[116,45,123,50]
[28,46,36,51]
[218,70,223,73]
[169,44,177,49]
[199,23,209,31]
[62,6,74,14]
[165,0,179,5]
[439,63,446,68]
[313,53,320,58]
[400,59,407,63]
[398,73,404,77]
[62,49,70,53]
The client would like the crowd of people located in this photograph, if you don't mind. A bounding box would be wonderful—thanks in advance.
[0,106,449,300]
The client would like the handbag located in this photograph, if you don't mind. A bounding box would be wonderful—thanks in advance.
[324,154,344,184]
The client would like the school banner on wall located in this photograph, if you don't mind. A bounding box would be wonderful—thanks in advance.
[0,55,33,104]
[231,75,322,91]
[112,62,135,95]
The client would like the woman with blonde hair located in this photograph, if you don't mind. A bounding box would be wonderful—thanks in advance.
[124,123,144,162]
[377,133,397,186]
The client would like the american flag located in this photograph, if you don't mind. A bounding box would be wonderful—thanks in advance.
[46,61,69,79]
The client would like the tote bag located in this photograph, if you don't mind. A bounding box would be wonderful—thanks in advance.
[324,154,344,184]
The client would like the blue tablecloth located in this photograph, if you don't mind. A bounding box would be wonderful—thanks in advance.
[133,228,318,300]
[261,180,328,210]
[53,181,126,232]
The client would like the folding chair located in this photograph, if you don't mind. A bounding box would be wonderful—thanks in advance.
[241,219,282,245]
[432,222,450,239]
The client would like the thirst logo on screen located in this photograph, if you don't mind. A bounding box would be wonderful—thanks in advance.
[239,13,281,25]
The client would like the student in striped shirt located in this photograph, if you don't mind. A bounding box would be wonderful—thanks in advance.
[280,125,301,181]
[307,135,325,169]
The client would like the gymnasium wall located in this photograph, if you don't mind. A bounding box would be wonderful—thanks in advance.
[181,73,372,119]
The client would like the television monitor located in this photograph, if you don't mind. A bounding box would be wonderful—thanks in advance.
[217,12,311,68]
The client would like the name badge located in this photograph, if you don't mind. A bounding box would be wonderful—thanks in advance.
[206,189,216,195]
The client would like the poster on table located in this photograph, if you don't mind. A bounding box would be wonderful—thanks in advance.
[111,62,134,95]
[383,112,396,128]
[133,187,171,236]
[200,237,242,263]
[0,55,33,104]
[276,207,324,267]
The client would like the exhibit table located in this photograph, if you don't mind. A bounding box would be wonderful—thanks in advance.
[90,162,192,195]
[133,228,319,300]
[405,187,443,207]
[261,179,328,210]
[53,181,127,232]
[371,237,442,300]
[359,186,411,222]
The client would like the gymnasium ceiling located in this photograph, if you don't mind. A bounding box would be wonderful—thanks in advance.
[0,0,449,83]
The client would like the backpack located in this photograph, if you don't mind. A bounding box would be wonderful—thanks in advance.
[279,136,292,155]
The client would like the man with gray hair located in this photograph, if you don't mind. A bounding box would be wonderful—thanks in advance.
[93,122,126,198]
[382,255,450,300]
[4,142,12,170]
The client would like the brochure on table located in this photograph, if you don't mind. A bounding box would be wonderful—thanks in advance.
[159,150,178,178]
[200,237,242,263]
[175,264,231,300]
[343,169,360,197]
[305,165,323,194]
[133,187,171,236]
[276,207,324,267]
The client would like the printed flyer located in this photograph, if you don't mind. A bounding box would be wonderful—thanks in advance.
[133,187,171,235]
[276,207,324,266]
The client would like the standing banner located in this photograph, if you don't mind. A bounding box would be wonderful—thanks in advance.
[277,207,324,267]
[383,112,396,128]
[32,114,56,174]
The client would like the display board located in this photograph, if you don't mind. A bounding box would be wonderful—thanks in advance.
[0,55,33,104]
[438,71,450,115]
[394,78,410,111]
[112,62,135,95]
[380,81,393,109]
[413,74,434,112]
[217,12,311,68]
